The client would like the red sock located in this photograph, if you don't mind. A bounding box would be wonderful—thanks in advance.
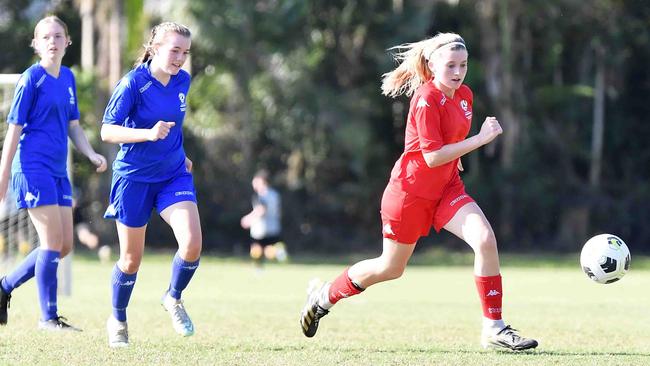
[474,275,503,320]
[328,268,363,305]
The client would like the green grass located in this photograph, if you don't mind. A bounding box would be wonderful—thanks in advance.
[1,253,649,365]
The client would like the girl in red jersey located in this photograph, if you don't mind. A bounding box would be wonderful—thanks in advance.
[299,33,538,351]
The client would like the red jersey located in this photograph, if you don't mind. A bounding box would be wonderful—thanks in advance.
[388,81,473,201]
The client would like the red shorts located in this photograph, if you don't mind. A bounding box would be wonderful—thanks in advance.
[380,176,474,244]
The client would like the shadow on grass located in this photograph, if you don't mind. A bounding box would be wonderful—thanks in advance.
[273,344,650,358]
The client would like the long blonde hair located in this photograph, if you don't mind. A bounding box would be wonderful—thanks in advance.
[381,33,466,98]
[134,22,191,67]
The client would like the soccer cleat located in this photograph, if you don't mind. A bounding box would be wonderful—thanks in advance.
[300,279,329,338]
[161,293,195,336]
[0,279,10,325]
[107,315,129,348]
[38,316,82,332]
[481,325,538,351]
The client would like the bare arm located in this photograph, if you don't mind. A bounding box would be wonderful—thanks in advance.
[422,116,503,168]
[0,124,22,201]
[240,204,266,229]
[100,121,176,144]
[68,120,107,172]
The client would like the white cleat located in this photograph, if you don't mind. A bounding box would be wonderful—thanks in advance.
[481,325,538,351]
[162,293,195,337]
[107,315,129,348]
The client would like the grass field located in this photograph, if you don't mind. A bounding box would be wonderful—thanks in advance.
[1,253,649,365]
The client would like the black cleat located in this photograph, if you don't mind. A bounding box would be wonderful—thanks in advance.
[38,316,82,332]
[481,325,538,351]
[300,279,329,337]
[0,278,10,325]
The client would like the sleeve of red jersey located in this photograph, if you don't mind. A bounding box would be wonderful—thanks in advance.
[413,94,444,153]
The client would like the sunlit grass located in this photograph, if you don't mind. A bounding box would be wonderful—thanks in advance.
[1,253,649,365]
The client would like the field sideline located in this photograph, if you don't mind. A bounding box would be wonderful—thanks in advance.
[1,253,649,365]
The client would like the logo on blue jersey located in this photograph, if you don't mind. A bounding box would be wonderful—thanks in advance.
[68,87,75,105]
[179,92,186,112]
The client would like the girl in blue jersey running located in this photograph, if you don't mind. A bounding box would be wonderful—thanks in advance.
[101,22,202,348]
[0,15,107,331]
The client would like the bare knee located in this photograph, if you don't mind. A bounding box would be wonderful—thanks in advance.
[474,232,498,256]
[178,235,202,262]
[118,255,142,274]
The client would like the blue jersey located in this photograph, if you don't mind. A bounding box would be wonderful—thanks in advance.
[103,61,190,183]
[6,63,80,177]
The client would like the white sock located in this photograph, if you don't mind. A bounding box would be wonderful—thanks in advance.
[317,283,333,310]
[482,317,506,334]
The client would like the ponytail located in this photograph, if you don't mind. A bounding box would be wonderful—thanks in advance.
[134,22,191,67]
[381,33,466,98]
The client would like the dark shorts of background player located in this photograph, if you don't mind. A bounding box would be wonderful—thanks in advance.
[250,235,282,247]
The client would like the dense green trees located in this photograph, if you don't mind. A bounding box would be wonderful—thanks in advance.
[1,0,648,253]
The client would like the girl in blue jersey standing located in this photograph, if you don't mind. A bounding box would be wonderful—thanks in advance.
[101,22,201,347]
[0,15,107,331]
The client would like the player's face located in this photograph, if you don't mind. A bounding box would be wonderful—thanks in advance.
[429,48,468,94]
[155,32,191,75]
[33,22,69,62]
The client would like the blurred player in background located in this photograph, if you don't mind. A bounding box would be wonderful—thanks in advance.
[101,22,201,347]
[300,32,538,351]
[240,169,283,269]
[0,15,107,331]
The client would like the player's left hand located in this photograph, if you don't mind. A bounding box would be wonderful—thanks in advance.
[89,152,108,173]
[185,157,193,172]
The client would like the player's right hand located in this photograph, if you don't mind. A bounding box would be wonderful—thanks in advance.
[148,121,176,141]
[478,116,503,145]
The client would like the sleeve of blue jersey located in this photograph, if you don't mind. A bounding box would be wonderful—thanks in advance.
[102,75,137,125]
[6,70,35,125]
[68,69,81,121]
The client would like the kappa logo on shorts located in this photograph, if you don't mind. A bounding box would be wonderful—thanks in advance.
[24,192,37,202]
[382,223,395,236]
[105,204,117,216]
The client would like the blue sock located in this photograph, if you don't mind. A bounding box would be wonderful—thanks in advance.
[35,249,60,321]
[167,252,199,300]
[111,264,137,322]
[1,248,39,293]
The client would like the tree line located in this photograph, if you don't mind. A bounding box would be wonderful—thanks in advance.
[1,0,648,254]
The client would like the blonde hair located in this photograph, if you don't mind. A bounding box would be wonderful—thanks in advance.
[381,33,466,98]
[31,15,71,52]
[135,22,191,66]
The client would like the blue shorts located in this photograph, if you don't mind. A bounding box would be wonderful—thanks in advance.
[104,172,197,227]
[11,172,73,209]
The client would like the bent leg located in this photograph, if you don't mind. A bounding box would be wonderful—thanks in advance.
[443,202,499,276]
[325,238,416,307]
[160,201,202,299]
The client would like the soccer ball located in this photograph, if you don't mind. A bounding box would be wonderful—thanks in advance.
[580,234,630,284]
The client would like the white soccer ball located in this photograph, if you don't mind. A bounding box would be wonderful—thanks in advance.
[580,234,630,284]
